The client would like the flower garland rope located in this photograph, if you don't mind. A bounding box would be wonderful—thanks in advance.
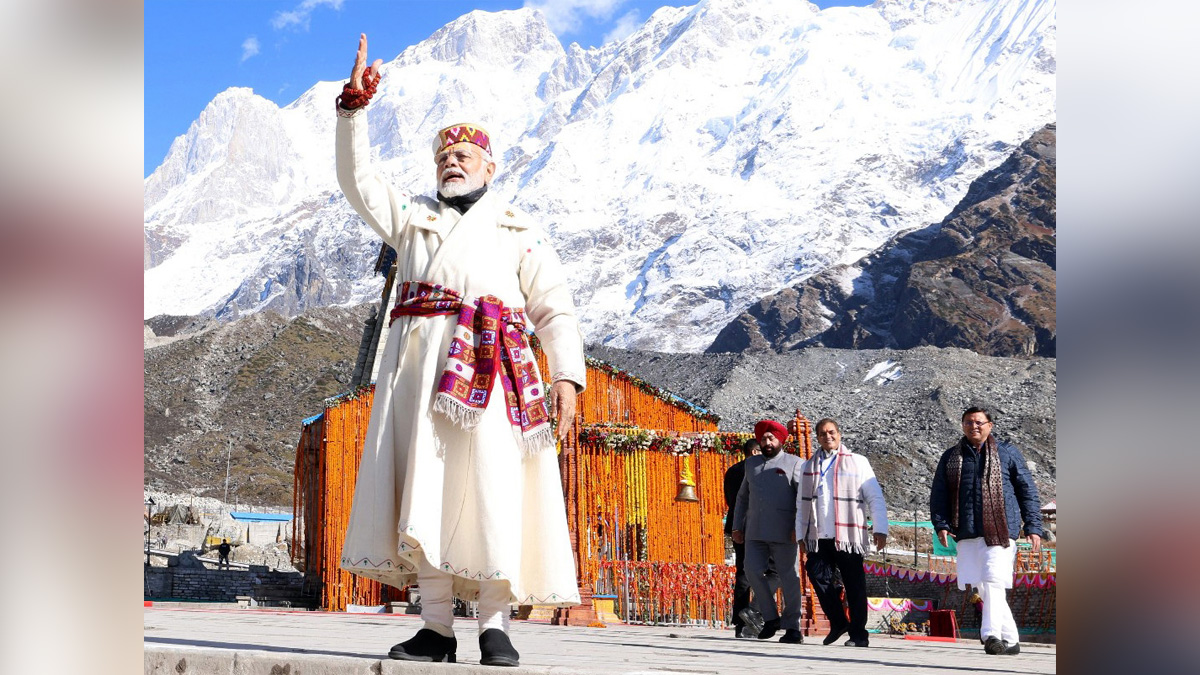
[862,561,1057,588]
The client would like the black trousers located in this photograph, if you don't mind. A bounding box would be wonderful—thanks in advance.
[731,540,751,629]
[805,538,869,642]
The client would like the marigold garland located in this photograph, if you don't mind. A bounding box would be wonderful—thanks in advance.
[578,425,753,455]
[294,388,392,612]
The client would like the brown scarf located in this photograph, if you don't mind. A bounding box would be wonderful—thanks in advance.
[946,434,1009,547]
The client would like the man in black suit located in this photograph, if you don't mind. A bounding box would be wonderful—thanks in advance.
[724,438,759,638]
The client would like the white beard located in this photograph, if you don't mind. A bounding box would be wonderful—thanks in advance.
[438,169,487,198]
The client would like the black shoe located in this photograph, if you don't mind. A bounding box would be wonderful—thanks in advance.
[479,628,520,667]
[844,638,869,647]
[1003,641,1020,655]
[984,635,1005,655]
[738,608,764,638]
[780,629,804,644]
[822,626,848,646]
[757,618,780,640]
[389,628,456,662]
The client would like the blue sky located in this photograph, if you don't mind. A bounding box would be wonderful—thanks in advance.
[145,1,873,178]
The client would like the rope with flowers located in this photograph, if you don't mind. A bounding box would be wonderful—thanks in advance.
[323,383,375,408]
[578,424,754,456]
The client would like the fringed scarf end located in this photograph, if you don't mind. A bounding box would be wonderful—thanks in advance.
[834,540,869,557]
[434,395,485,430]
[516,427,556,457]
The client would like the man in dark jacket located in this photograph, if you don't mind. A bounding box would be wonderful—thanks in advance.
[733,420,804,644]
[217,539,232,569]
[930,407,1044,656]
[724,438,759,638]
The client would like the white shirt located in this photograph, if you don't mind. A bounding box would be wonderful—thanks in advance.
[814,450,839,539]
[813,448,889,539]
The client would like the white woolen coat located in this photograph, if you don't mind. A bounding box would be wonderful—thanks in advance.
[335,107,586,606]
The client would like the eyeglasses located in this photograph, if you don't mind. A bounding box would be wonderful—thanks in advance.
[962,421,992,427]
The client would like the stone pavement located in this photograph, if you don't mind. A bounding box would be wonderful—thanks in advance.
[144,606,1055,674]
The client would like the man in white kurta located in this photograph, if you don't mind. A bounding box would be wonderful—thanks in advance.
[796,418,888,648]
[334,34,585,667]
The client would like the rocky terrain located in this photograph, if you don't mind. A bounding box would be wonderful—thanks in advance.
[710,124,1056,357]
[143,306,369,504]
[589,344,1055,513]
[144,490,297,571]
[145,303,1055,513]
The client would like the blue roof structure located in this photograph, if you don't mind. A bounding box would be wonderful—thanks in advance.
[229,512,293,522]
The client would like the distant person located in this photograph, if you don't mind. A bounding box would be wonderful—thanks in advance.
[732,420,804,644]
[796,418,889,648]
[218,539,232,569]
[723,438,760,638]
[930,407,1044,656]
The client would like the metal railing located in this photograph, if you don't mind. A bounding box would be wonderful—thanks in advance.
[597,560,733,628]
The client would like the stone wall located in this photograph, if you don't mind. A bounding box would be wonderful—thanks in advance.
[144,566,312,607]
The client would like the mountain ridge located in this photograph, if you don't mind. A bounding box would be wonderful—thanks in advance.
[145,0,1056,352]
[708,123,1055,356]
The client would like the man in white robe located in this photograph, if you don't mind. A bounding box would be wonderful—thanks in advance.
[334,34,586,667]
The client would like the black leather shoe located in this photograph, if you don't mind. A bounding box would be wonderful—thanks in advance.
[984,635,1005,655]
[822,626,848,645]
[757,618,780,640]
[779,629,804,644]
[844,638,869,647]
[389,628,456,662]
[738,608,764,638]
[479,628,520,667]
[1003,641,1020,655]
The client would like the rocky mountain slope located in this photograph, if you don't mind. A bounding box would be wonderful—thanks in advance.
[144,304,1054,512]
[145,0,1056,352]
[589,344,1055,511]
[709,123,1055,357]
[143,306,368,504]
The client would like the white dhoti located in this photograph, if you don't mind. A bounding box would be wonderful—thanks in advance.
[956,537,1019,644]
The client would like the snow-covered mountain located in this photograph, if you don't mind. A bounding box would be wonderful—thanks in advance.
[144,0,1056,352]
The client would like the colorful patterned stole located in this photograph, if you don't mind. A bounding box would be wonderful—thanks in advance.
[389,281,554,455]
[946,435,1009,547]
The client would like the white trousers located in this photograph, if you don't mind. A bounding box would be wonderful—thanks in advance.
[418,557,511,635]
[956,538,1019,644]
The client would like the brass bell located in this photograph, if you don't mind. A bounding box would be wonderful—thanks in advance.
[675,483,699,502]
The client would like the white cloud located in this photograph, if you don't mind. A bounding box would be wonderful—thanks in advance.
[271,0,345,31]
[602,9,641,45]
[240,36,260,63]
[524,0,627,35]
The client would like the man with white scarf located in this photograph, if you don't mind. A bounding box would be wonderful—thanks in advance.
[930,407,1044,656]
[796,418,888,648]
[334,35,586,667]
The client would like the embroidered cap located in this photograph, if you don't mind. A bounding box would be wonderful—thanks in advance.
[433,123,492,157]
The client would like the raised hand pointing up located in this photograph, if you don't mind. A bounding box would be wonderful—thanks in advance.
[351,33,382,92]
